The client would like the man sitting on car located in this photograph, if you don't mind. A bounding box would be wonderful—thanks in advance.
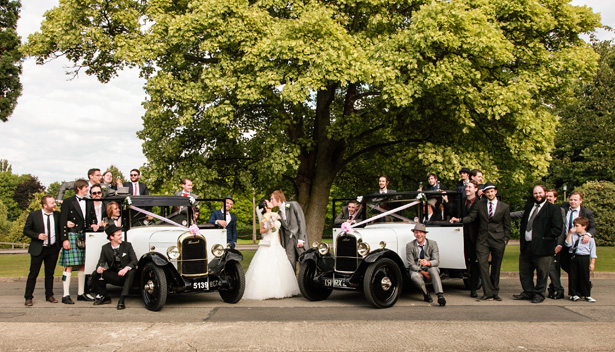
[406,223,446,306]
[91,224,138,310]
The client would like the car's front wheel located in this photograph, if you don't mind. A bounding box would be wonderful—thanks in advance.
[141,262,168,311]
[363,258,402,308]
[298,260,332,301]
[219,261,245,303]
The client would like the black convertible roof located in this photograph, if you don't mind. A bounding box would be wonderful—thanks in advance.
[102,195,194,207]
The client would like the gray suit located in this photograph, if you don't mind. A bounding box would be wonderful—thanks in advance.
[279,201,307,269]
[406,239,443,295]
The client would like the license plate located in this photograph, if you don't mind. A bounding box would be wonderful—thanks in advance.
[192,279,209,290]
[324,278,346,287]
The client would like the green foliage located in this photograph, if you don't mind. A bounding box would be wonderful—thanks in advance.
[13,174,45,210]
[23,0,602,240]
[548,40,615,190]
[0,167,21,220]
[575,181,615,246]
[0,0,22,122]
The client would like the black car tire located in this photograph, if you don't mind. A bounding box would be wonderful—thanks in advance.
[141,262,168,311]
[298,260,332,301]
[363,258,402,308]
[219,261,245,303]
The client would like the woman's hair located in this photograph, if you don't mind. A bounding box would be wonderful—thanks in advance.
[258,199,268,216]
[106,201,120,218]
[103,170,114,186]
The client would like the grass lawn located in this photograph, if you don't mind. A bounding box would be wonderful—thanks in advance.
[2,246,613,277]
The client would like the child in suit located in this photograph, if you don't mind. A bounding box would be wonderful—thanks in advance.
[565,216,597,302]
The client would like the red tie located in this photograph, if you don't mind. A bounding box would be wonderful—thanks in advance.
[183,193,188,197]
[133,183,138,195]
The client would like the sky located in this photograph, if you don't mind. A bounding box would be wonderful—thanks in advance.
[1,0,614,188]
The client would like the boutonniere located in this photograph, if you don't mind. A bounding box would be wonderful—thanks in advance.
[122,196,132,209]
[101,185,107,191]
[285,204,290,209]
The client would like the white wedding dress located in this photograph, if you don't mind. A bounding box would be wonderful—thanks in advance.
[243,218,300,300]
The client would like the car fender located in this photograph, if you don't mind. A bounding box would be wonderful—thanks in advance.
[349,249,409,284]
[300,248,334,272]
[208,248,244,275]
[137,252,184,288]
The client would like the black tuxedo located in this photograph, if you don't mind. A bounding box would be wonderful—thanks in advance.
[60,195,97,242]
[23,209,61,300]
[518,201,563,300]
[459,197,480,292]
[123,181,149,196]
[92,242,138,297]
[463,199,511,298]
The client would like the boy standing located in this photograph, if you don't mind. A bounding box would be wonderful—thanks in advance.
[565,216,597,302]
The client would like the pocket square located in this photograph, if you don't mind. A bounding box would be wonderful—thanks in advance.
[122,253,127,257]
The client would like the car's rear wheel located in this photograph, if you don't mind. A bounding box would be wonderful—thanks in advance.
[298,260,332,301]
[219,261,245,303]
[141,262,167,311]
[363,258,402,308]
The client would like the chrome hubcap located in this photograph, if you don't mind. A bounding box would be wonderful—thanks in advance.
[381,277,392,291]
[144,280,155,294]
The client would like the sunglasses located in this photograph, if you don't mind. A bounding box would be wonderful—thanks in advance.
[91,191,102,195]
[130,174,139,176]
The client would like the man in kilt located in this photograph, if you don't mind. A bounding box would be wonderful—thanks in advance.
[59,179,99,304]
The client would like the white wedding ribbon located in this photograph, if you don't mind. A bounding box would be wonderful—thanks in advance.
[129,205,199,235]
[341,199,422,233]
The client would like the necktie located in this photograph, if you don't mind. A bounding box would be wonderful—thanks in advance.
[133,183,138,195]
[488,202,494,219]
[76,196,83,202]
[568,209,576,232]
[45,213,51,246]
[183,193,188,197]
[419,245,425,259]
[527,204,540,231]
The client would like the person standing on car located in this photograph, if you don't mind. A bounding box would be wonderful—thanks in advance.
[59,179,98,304]
[23,195,62,306]
[451,182,511,301]
[208,195,237,249]
[377,175,395,194]
[173,178,199,224]
[334,200,362,226]
[406,223,446,306]
[123,169,149,196]
[91,224,138,309]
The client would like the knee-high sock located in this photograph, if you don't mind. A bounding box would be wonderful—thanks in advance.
[62,271,71,297]
[77,271,85,295]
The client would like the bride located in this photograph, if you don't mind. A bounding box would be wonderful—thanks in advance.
[243,200,300,300]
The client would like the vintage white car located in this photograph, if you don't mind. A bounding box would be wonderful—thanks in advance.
[298,192,466,308]
[84,195,244,311]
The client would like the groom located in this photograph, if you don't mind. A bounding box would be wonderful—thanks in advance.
[270,190,307,271]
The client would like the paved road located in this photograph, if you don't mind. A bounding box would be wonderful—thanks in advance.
[1,277,614,351]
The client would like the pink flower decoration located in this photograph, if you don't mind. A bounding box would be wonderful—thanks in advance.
[341,222,354,233]
[189,224,199,235]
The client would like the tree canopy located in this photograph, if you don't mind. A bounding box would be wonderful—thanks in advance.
[0,0,22,122]
[24,0,600,242]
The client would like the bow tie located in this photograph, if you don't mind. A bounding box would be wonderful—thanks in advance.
[76,196,84,202]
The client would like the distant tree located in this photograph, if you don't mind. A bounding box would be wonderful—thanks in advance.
[0,0,22,122]
[0,159,12,172]
[0,166,20,220]
[548,40,615,190]
[575,181,615,246]
[13,174,45,210]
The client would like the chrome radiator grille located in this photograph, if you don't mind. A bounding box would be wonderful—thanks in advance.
[335,234,359,272]
[179,234,207,276]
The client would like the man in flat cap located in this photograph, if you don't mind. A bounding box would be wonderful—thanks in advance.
[91,224,137,309]
[451,182,511,301]
[406,223,446,306]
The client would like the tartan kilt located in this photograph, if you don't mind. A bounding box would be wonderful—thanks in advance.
[59,232,85,267]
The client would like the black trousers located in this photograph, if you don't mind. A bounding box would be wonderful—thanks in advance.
[464,237,480,291]
[476,238,506,297]
[25,246,60,300]
[548,252,564,294]
[569,255,591,297]
[519,247,553,300]
[92,269,135,297]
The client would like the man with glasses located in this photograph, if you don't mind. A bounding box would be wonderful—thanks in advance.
[123,169,149,196]
[89,184,107,231]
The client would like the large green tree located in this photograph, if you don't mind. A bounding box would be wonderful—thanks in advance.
[0,0,21,122]
[548,40,615,190]
[24,0,600,243]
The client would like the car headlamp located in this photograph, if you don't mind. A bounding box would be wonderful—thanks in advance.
[357,241,370,257]
[379,241,387,249]
[317,242,330,255]
[212,244,225,257]
[167,246,180,260]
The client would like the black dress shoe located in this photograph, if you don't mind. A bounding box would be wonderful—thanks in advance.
[117,297,125,310]
[62,296,75,304]
[554,291,565,300]
[493,295,502,301]
[437,294,446,306]
[479,295,492,300]
[512,294,531,300]
[94,296,112,305]
[531,297,544,304]
[25,299,33,306]
[423,293,433,303]
[470,290,478,298]
[77,294,95,302]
